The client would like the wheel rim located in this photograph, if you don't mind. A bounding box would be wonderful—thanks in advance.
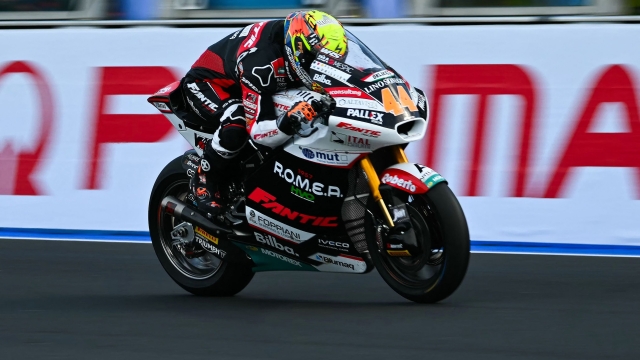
[378,195,446,289]
[157,178,223,280]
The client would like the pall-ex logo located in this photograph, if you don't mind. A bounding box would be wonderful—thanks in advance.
[346,109,383,124]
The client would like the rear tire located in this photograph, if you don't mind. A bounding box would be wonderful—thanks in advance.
[366,184,470,303]
[148,156,254,296]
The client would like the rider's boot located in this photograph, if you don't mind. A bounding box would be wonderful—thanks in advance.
[189,162,224,217]
[188,141,232,218]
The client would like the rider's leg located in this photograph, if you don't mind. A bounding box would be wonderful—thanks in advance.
[182,76,247,216]
[193,102,247,216]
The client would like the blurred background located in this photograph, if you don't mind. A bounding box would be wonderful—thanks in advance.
[0,0,639,21]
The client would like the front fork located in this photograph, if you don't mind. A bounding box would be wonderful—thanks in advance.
[359,145,408,228]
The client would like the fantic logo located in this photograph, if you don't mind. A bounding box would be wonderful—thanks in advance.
[187,83,217,112]
[254,129,278,140]
[274,161,342,201]
[248,187,339,227]
[254,232,298,256]
[274,103,290,112]
[336,122,381,137]
[243,22,264,48]
[313,74,331,85]
[346,109,383,124]
[381,173,417,192]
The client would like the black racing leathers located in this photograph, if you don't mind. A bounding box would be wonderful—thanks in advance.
[182,20,301,214]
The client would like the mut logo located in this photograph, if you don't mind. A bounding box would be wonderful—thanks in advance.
[247,187,338,227]
[336,122,381,137]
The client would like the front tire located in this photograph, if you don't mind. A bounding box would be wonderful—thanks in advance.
[366,184,470,303]
[148,156,254,296]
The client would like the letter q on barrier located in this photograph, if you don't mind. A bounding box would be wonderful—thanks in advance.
[0,61,54,195]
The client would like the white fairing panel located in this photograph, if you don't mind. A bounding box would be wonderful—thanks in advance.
[162,112,213,157]
[273,88,427,168]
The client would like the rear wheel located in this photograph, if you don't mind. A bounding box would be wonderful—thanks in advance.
[366,184,470,303]
[148,156,254,296]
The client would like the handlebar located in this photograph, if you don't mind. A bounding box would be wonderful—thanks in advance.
[296,109,330,138]
[295,95,334,138]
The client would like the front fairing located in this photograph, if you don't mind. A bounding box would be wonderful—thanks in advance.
[308,30,422,129]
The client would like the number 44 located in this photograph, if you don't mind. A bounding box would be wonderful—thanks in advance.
[381,86,418,116]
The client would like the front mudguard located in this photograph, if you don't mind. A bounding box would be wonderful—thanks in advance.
[378,163,447,195]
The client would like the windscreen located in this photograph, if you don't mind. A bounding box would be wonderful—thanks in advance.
[342,30,387,73]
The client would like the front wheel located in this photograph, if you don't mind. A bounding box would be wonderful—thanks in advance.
[148,156,254,296]
[366,184,470,303]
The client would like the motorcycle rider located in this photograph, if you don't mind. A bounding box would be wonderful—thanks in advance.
[183,10,428,217]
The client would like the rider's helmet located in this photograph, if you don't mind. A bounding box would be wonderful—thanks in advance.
[284,10,348,90]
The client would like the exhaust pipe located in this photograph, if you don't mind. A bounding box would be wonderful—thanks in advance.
[161,196,233,236]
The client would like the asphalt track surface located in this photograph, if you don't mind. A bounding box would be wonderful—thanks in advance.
[1,239,638,360]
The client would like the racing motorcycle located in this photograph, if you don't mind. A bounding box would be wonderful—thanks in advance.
[147,31,470,303]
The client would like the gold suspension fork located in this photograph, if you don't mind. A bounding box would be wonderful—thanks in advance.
[359,146,409,228]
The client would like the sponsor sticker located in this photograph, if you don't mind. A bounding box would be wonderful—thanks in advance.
[363,77,406,94]
[261,248,302,267]
[310,61,350,83]
[195,237,226,258]
[255,232,298,256]
[335,98,384,111]
[195,226,218,244]
[381,173,417,193]
[345,109,384,124]
[246,206,315,243]
[336,121,381,138]
[313,73,332,86]
[387,250,411,257]
[310,253,366,272]
[273,161,343,201]
[247,187,339,228]
[330,131,371,149]
[362,70,395,82]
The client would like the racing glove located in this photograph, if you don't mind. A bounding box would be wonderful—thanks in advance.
[276,101,317,136]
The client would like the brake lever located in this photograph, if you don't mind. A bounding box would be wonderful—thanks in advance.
[296,110,329,138]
